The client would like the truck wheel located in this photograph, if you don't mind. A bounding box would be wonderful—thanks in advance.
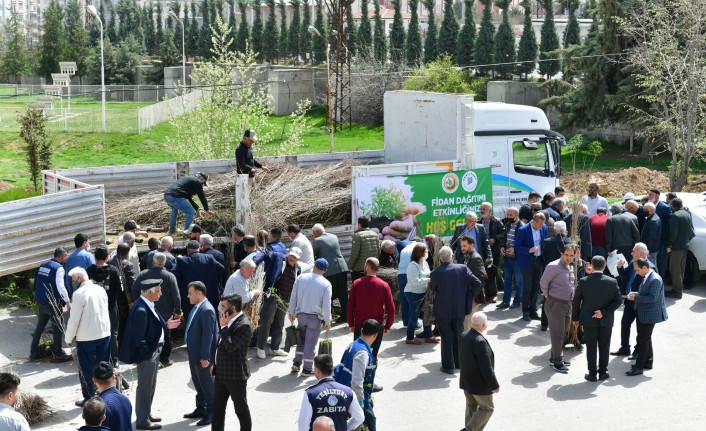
[684,251,700,288]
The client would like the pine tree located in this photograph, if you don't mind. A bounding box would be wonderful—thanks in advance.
[313,0,326,63]
[286,0,300,61]
[299,0,312,62]
[236,1,250,53]
[423,0,438,63]
[278,0,288,61]
[373,0,386,62]
[107,2,118,42]
[182,3,190,57]
[63,0,91,78]
[172,3,183,56]
[438,0,458,61]
[456,0,475,67]
[474,0,494,73]
[132,0,146,49]
[263,0,279,62]
[1,7,29,82]
[538,0,560,78]
[199,0,212,58]
[161,28,180,67]
[228,0,237,36]
[346,4,356,57]
[493,0,515,78]
[38,0,66,79]
[252,0,264,62]
[189,2,200,57]
[156,2,165,53]
[389,0,405,64]
[357,0,372,59]
[516,0,537,79]
[564,0,580,47]
[144,4,155,55]
[406,0,422,66]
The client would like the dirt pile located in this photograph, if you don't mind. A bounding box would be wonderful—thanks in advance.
[561,167,671,198]
[0,181,14,193]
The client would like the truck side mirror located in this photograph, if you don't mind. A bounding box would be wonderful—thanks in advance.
[522,139,538,150]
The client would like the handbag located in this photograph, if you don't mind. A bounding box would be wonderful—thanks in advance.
[284,325,302,352]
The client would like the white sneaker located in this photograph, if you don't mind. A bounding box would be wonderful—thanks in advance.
[270,349,288,357]
[256,348,266,359]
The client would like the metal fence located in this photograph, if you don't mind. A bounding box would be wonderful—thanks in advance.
[0,186,106,277]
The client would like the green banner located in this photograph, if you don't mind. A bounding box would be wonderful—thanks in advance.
[354,168,493,241]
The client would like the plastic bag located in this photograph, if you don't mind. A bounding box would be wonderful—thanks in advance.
[606,251,625,277]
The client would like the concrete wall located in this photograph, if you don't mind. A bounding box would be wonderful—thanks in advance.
[137,89,203,132]
[269,68,316,115]
[164,64,195,98]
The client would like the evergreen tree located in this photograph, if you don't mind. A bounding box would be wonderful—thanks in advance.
[357,0,372,59]
[456,0,475,67]
[38,0,66,79]
[133,0,146,48]
[437,0,458,61]
[252,0,265,62]
[373,0,386,62]
[474,0,494,73]
[161,28,180,67]
[493,0,515,78]
[516,0,537,79]
[538,0,560,78]
[346,4,356,57]
[289,0,301,62]
[389,0,405,64]
[156,2,165,53]
[313,0,326,63]
[171,3,183,55]
[1,7,29,82]
[406,0,422,66]
[278,0,288,61]
[299,0,312,63]
[189,2,200,57]
[263,0,279,62]
[198,0,213,58]
[144,4,156,55]
[564,0,580,47]
[423,0,438,63]
[107,2,118,42]
[182,3,191,57]
[236,1,250,53]
[228,0,238,36]
[63,0,91,78]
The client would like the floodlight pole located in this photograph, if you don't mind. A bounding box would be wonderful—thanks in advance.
[87,6,106,132]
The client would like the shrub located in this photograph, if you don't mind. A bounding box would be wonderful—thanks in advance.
[403,55,472,93]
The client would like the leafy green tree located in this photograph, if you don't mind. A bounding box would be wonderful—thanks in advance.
[404,55,472,92]
[346,4,356,57]
[516,0,537,79]
[236,1,250,53]
[278,0,288,61]
[38,1,66,80]
[299,0,311,62]
[313,0,326,63]
[493,0,515,78]
[357,0,372,58]
[198,0,211,58]
[474,0,494,73]
[161,28,180,67]
[456,0,475,67]
[64,0,91,77]
[263,0,279,62]
[19,108,53,192]
[228,0,238,37]
[438,0,459,61]
[113,35,144,84]
[188,2,200,57]
[406,0,422,66]
[539,0,560,78]
[252,0,264,62]
[288,0,301,61]
[389,0,405,64]
[423,0,438,63]
[373,0,386,62]
[1,8,29,83]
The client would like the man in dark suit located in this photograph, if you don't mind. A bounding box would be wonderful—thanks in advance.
[572,256,623,382]
[119,279,181,430]
[173,240,225,314]
[183,282,218,426]
[459,311,499,431]
[459,236,486,328]
[641,203,662,266]
[430,246,482,374]
[212,293,253,431]
[515,213,548,322]
[605,203,640,258]
[450,212,492,265]
[648,188,672,278]
[313,223,349,323]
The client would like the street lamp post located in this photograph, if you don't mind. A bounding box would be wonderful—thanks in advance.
[86,5,106,132]
[308,25,335,153]
[168,10,186,88]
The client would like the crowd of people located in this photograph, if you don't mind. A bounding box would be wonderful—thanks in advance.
[10,180,694,431]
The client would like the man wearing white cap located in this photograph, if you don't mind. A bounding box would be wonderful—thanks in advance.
[235,129,270,178]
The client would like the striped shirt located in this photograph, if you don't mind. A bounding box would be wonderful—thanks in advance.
[506,222,519,254]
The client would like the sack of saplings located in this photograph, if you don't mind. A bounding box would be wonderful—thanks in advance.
[318,338,333,356]
[284,326,303,352]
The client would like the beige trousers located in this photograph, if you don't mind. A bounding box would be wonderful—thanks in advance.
[464,390,494,431]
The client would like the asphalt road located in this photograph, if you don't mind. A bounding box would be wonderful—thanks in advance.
[2,280,706,431]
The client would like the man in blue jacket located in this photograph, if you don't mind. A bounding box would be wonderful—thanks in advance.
[94,361,132,431]
[65,233,96,295]
[515,213,548,322]
[647,188,671,277]
[119,279,180,430]
[641,202,662,266]
[173,240,225,314]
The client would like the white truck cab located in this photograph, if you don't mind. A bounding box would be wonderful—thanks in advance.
[384,90,565,217]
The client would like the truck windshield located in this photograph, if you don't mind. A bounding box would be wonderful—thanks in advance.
[512,140,551,177]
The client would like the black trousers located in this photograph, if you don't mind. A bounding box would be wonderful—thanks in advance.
[437,317,464,371]
[485,254,500,298]
[212,378,251,431]
[635,320,655,370]
[354,324,384,359]
[327,272,349,322]
[584,325,612,375]
[619,300,639,355]
[521,257,543,314]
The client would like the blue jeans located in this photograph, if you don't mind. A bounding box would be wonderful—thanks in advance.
[363,399,376,431]
[502,256,523,305]
[164,193,195,231]
[404,291,432,340]
[76,336,111,400]
[397,274,408,325]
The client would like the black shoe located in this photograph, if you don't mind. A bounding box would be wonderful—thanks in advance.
[664,291,682,299]
[584,373,597,382]
[626,367,643,376]
[599,373,610,380]
[611,347,630,356]
[136,422,162,430]
[196,417,212,426]
[530,314,541,321]
[496,303,510,309]
[121,378,130,390]
[148,415,162,423]
[540,325,548,331]
[509,303,520,309]
[51,354,72,363]
[415,332,426,339]
[74,399,86,408]
[551,363,569,374]
[28,353,39,361]
[523,313,531,322]
[184,409,207,419]
[301,369,314,376]
[440,367,454,375]
[549,360,571,367]
[372,384,383,392]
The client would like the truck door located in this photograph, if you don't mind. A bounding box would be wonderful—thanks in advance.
[507,137,558,207]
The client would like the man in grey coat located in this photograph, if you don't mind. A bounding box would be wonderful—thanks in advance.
[313,223,349,323]
[605,203,640,258]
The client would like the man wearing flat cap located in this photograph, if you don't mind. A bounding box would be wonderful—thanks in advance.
[173,240,225,315]
[235,129,270,178]
[94,361,132,431]
[163,173,214,236]
[119,278,181,430]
